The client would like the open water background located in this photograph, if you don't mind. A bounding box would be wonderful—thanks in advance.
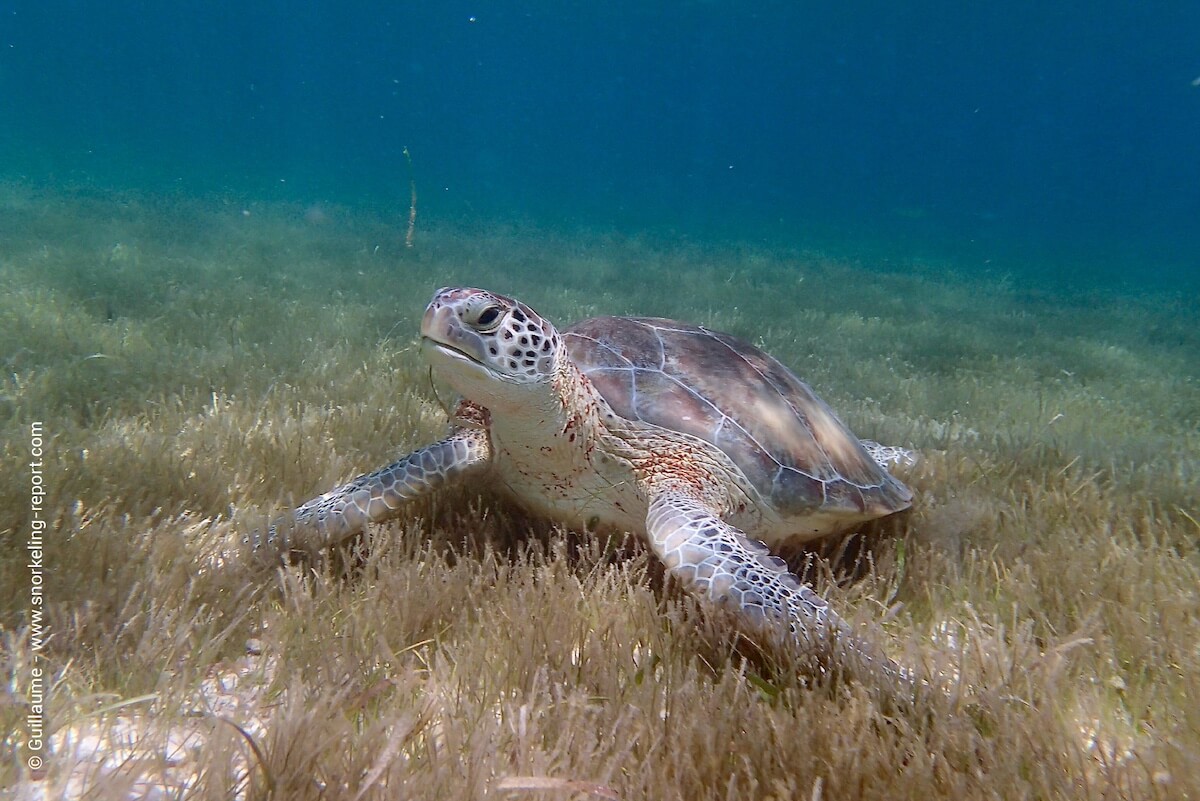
[2,2,1198,288]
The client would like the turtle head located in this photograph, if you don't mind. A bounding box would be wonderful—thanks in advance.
[420,287,563,412]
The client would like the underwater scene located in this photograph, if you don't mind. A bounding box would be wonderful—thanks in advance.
[1,3,1197,799]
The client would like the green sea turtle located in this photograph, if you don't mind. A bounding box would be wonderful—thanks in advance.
[257,287,916,687]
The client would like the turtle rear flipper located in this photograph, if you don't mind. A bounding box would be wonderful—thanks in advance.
[860,439,919,470]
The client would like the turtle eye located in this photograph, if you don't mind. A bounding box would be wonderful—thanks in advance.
[474,305,502,331]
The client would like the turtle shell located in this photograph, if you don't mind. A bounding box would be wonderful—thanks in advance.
[564,317,912,520]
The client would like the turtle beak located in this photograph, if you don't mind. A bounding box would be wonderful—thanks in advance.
[420,297,484,364]
[419,286,555,396]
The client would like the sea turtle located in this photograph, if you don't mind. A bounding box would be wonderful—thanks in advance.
[256,287,916,687]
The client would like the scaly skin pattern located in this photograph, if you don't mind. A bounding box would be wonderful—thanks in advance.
[860,439,919,470]
[600,414,911,688]
[253,422,490,557]
[644,482,910,688]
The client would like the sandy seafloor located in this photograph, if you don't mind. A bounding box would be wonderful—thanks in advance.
[1,184,1197,799]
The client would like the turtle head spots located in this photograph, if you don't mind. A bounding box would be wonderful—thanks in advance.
[421,287,563,406]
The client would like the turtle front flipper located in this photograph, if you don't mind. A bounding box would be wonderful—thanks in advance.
[645,487,912,693]
[252,426,491,558]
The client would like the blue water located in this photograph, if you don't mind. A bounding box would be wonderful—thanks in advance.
[2,2,1198,286]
